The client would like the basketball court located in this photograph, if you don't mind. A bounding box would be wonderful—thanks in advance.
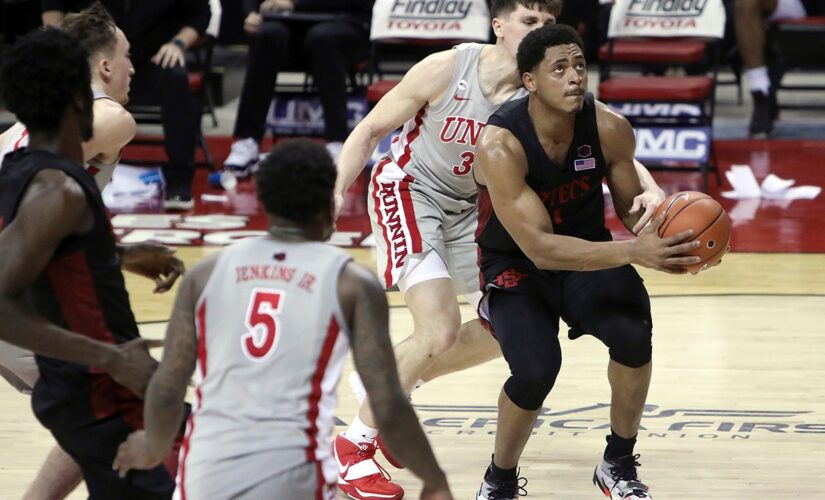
[1,1,824,491]
[1,135,823,498]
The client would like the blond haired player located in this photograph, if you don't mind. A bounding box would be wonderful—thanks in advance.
[331,1,666,498]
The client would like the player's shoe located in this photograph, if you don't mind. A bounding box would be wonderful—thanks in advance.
[223,137,259,178]
[334,433,403,500]
[374,434,404,470]
[163,184,194,211]
[593,454,652,499]
[476,464,527,500]
[348,371,411,469]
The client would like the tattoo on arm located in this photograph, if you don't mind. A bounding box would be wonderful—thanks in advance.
[143,273,198,457]
[346,264,445,486]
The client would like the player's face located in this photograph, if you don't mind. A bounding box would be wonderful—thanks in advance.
[524,43,587,114]
[493,4,557,57]
[107,28,134,105]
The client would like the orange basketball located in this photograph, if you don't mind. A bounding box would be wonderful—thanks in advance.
[652,191,731,273]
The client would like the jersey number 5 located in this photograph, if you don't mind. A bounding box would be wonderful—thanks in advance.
[242,288,284,361]
[452,151,475,176]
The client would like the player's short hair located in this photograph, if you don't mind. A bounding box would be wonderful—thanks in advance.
[491,0,563,18]
[517,23,585,76]
[255,139,337,225]
[60,1,118,58]
[1,28,91,134]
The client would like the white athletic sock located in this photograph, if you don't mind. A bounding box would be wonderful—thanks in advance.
[746,67,771,94]
[344,415,378,445]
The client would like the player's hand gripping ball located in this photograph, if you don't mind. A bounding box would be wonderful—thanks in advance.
[652,191,731,273]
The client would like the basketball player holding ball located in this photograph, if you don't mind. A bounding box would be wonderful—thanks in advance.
[472,25,703,499]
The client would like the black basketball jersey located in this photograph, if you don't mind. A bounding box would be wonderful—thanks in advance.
[476,93,612,266]
[0,149,142,429]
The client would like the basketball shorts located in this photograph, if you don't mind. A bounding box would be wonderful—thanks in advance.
[478,254,652,362]
[176,454,335,500]
[368,160,479,296]
[0,339,38,394]
[49,412,179,499]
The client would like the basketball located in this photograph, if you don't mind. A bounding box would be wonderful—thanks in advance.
[652,191,731,273]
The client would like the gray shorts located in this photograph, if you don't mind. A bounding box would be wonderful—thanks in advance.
[176,460,335,500]
[0,339,37,394]
[368,160,479,295]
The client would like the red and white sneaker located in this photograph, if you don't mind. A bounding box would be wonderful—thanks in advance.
[349,372,413,469]
[375,435,405,469]
[334,433,404,500]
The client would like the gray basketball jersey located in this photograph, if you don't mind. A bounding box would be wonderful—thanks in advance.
[179,236,352,495]
[387,43,527,209]
[0,88,119,191]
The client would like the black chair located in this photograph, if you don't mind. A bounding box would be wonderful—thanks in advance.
[770,16,825,111]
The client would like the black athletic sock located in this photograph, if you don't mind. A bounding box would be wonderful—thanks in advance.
[604,429,637,460]
[488,454,517,481]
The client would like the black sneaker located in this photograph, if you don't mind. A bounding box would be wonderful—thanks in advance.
[593,454,652,499]
[476,466,527,499]
[164,185,194,211]
[749,91,774,138]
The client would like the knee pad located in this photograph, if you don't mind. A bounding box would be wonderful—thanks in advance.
[606,317,652,368]
[503,369,559,412]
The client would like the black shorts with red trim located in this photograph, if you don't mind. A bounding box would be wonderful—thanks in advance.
[51,414,177,499]
[480,253,652,360]
[34,388,190,500]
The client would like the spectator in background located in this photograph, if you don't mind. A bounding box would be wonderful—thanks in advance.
[735,0,810,137]
[0,27,177,499]
[222,0,371,177]
[43,0,211,210]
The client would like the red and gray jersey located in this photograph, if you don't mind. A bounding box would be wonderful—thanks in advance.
[385,43,527,211]
[0,88,119,191]
[177,236,352,498]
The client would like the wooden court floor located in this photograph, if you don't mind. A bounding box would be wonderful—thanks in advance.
[1,249,824,499]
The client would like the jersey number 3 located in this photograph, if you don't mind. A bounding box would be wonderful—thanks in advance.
[452,151,475,176]
[242,288,284,361]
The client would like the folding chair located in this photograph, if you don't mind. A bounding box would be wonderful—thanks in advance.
[597,0,727,191]
[770,16,825,110]
[365,0,491,107]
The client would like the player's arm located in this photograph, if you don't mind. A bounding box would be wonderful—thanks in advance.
[82,100,137,165]
[113,253,219,476]
[0,171,159,393]
[476,125,700,272]
[117,243,186,294]
[338,262,451,496]
[597,101,667,234]
[597,104,645,232]
[630,159,666,234]
[333,50,456,214]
